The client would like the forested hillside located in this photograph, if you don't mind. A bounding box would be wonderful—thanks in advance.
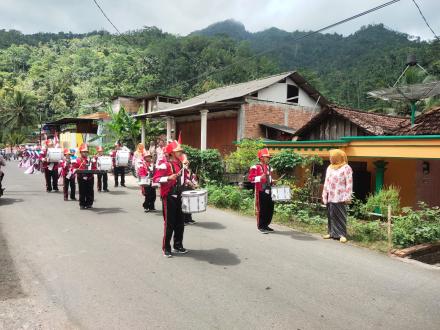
[0,20,439,145]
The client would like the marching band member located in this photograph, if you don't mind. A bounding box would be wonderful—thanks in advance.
[133,143,146,174]
[181,154,198,225]
[40,139,59,192]
[74,143,96,210]
[111,141,126,187]
[248,148,275,234]
[153,140,187,257]
[60,148,76,201]
[95,146,109,192]
[0,153,5,196]
[138,151,156,212]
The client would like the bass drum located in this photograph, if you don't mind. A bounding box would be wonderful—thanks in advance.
[181,189,208,214]
[116,150,130,167]
[97,156,112,171]
[47,148,63,162]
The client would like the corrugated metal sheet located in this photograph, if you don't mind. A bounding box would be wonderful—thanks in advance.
[134,71,326,118]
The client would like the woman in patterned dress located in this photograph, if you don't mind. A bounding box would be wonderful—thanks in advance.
[322,149,353,243]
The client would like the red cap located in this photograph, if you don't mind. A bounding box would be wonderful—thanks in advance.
[63,148,70,155]
[96,146,104,152]
[258,148,271,159]
[164,140,183,154]
[45,139,53,146]
[79,143,88,152]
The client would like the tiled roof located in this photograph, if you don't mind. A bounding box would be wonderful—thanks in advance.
[294,105,410,137]
[396,106,440,135]
[331,105,410,135]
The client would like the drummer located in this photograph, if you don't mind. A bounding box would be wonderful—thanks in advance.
[138,151,156,212]
[153,140,187,258]
[248,148,275,234]
[180,154,198,225]
[111,141,126,187]
[74,143,96,210]
[60,148,76,201]
[40,139,59,192]
[95,146,109,192]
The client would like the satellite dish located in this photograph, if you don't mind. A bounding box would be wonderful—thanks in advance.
[368,55,440,126]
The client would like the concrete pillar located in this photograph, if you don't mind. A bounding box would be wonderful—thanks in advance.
[237,106,245,141]
[141,120,146,145]
[374,160,388,193]
[166,116,173,142]
[200,109,209,150]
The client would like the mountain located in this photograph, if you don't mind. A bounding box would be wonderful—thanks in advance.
[191,20,439,109]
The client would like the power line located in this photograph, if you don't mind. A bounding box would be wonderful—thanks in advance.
[411,0,440,41]
[91,0,402,91]
[167,0,402,90]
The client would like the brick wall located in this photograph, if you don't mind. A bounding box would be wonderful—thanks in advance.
[243,101,317,139]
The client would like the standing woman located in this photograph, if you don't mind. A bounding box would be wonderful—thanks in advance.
[322,149,353,243]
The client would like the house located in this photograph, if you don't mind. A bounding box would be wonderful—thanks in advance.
[265,106,440,208]
[133,71,327,154]
[111,94,181,114]
[45,111,111,149]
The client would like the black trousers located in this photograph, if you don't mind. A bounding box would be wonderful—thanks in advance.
[113,167,125,186]
[257,190,274,229]
[44,168,58,191]
[162,194,184,252]
[78,175,94,207]
[0,172,4,193]
[97,173,108,191]
[142,185,156,210]
[63,177,76,200]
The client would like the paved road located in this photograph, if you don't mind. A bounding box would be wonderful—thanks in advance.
[1,162,439,330]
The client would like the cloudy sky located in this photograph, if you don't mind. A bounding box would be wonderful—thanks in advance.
[0,0,439,40]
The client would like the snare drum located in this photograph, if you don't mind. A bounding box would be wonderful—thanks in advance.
[138,177,151,186]
[47,148,63,162]
[181,189,208,214]
[115,150,130,167]
[271,185,291,202]
[97,156,112,171]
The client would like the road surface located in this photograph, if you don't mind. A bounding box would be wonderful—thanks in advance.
[1,162,439,329]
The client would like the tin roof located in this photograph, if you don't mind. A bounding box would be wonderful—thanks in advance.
[134,71,328,118]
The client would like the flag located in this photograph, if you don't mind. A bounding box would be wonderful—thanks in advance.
[54,131,60,148]
[177,131,182,144]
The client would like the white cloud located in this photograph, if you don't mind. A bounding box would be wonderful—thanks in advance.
[0,0,439,40]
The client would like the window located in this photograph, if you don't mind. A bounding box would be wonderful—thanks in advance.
[287,84,299,104]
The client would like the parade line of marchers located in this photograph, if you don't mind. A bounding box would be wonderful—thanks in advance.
[5,139,353,258]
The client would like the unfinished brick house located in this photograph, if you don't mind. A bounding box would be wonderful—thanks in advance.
[134,71,328,154]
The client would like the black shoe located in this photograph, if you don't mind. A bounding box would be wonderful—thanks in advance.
[121,184,126,187]
[163,250,173,258]
[103,189,109,192]
[258,228,269,234]
[172,247,188,254]
[114,184,118,187]
[265,227,274,232]
[187,219,196,224]
[47,190,52,193]
[85,205,92,209]
[71,197,77,201]
[54,189,59,192]
[80,206,86,210]
[144,209,150,213]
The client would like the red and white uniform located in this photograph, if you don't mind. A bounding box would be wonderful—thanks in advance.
[60,158,76,179]
[248,163,273,192]
[153,159,182,198]
[40,149,59,171]
[73,155,97,177]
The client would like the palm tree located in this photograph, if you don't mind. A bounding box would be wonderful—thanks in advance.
[0,90,38,131]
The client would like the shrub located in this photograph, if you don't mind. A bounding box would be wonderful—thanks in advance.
[224,139,264,173]
[363,185,401,215]
[206,184,253,212]
[392,202,440,248]
[270,150,304,178]
[182,145,224,183]
[349,219,386,242]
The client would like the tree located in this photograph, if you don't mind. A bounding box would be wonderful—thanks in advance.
[104,106,141,149]
[224,139,264,173]
[0,89,37,131]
